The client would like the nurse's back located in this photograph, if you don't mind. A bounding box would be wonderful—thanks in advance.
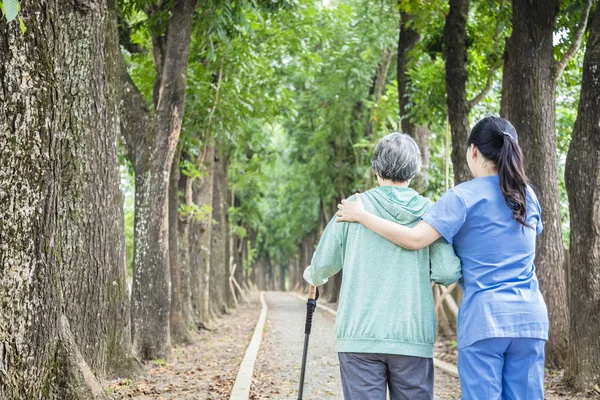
[441,175,549,349]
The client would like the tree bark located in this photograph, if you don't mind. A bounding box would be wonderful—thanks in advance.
[210,143,230,314]
[500,0,568,367]
[190,140,215,325]
[0,0,131,394]
[565,7,600,389]
[398,11,420,137]
[397,11,431,192]
[130,0,197,360]
[168,146,192,344]
[444,0,472,185]
[177,160,194,328]
[278,264,286,291]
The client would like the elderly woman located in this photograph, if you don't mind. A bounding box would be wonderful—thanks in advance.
[303,133,461,400]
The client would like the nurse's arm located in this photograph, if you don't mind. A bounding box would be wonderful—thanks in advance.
[336,195,440,250]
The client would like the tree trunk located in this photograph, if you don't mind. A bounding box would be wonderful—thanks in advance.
[500,0,568,367]
[327,270,343,303]
[190,140,215,325]
[100,0,142,378]
[177,170,194,328]
[444,0,472,185]
[564,8,600,389]
[210,143,230,314]
[233,235,245,295]
[255,259,265,290]
[168,146,192,344]
[0,0,130,394]
[397,12,431,192]
[397,11,420,137]
[278,264,286,291]
[130,0,196,360]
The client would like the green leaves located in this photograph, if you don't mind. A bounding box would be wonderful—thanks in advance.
[1,0,26,34]
[1,0,19,22]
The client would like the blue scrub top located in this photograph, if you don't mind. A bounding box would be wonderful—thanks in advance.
[422,175,549,349]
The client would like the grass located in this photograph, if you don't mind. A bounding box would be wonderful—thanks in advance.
[153,358,167,367]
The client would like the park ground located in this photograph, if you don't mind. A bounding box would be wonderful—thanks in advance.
[105,292,598,399]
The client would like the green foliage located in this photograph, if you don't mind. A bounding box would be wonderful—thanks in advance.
[1,0,25,33]
[178,203,213,223]
[118,0,585,271]
[0,0,18,22]
[153,359,167,367]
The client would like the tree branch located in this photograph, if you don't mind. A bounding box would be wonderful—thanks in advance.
[204,59,225,139]
[468,0,505,108]
[555,0,593,83]
[468,63,499,108]
[118,52,151,163]
[108,3,151,164]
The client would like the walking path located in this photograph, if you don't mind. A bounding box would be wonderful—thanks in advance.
[250,291,462,399]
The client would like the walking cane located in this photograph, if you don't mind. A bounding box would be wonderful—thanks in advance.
[298,285,319,400]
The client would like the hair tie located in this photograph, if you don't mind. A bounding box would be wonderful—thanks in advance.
[501,131,512,139]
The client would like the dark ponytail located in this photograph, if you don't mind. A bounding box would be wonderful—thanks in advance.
[468,117,532,228]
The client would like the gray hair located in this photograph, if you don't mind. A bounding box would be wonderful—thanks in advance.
[371,132,421,182]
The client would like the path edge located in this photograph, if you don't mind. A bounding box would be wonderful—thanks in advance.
[230,291,268,400]
[288,292,460,379]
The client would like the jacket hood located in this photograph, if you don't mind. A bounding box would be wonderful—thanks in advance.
[362,186,431,224]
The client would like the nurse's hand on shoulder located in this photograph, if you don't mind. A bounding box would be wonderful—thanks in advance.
[336,193,366,223]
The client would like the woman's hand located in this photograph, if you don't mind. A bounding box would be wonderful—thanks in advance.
[336,193,367,223]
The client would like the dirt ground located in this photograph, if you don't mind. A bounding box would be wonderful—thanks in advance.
[106,293,261,399]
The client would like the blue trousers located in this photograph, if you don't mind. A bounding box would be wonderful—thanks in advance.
[338,353,433,400]
[458,338,545,400]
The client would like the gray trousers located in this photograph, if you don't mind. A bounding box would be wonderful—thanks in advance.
[338,353,433,400]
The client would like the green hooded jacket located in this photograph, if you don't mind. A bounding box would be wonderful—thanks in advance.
[304,186,461,358]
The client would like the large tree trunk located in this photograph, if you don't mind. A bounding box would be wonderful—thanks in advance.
[500,0,569,367]
[210,143,230,314]
[168,147,192,344]
[444,0,472,185]
[565,8,600,389]
[130,0,196,360]
[0,0,131,395]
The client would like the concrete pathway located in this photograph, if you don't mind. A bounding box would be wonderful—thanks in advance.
[251,291,461,399]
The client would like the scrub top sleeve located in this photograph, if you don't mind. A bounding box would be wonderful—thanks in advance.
[527,186,544,235]
[422,189,467,245]
[535,209,543,235]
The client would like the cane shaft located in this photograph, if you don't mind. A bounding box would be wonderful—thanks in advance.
[298,286,319,399]
[298,333,310,400]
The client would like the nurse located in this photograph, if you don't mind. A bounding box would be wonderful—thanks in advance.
[336,116,549,399]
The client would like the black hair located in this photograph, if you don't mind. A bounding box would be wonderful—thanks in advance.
[468,116,532,228]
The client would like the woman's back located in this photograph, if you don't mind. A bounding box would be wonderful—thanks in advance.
[423,175,549,349]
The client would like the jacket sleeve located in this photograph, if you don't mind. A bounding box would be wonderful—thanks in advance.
[429,238,461,286]
[304,216,345,286]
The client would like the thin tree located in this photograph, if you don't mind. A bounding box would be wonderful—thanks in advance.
[444,0,503,185]
[397,10,431,193]
[119,0,198,360]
